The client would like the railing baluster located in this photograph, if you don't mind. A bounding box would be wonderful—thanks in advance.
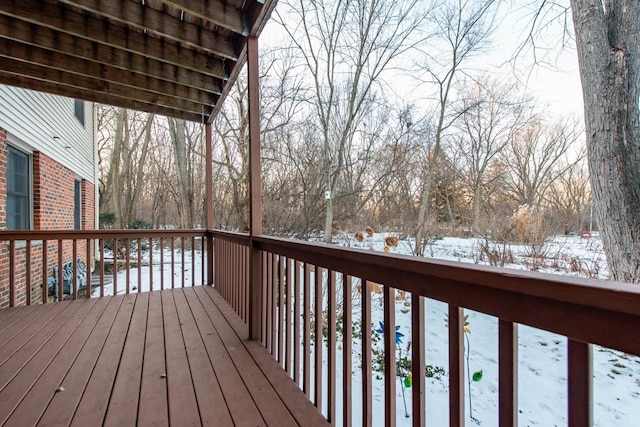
[160,237,164,290]
[266,252,273,353]
[271,253,278,356]
[213,238,218,291]
[499,320,517,427]
[261,250,268,346]
[411,293,425,427]
[42,240,48,304]
[9,240,15,307]
[449,305,465,427]
[113,238,118,296]
[201,235,205,287]
[362,280,372,427]
[278,255,285,365]
[137,237,142,293]
[125,238,131,294]
[86,238,91,299]
[314,265,323,411]
[328,270,336,424]
[285,258,293,376]
[171,237,175,289]
[57,240,63,302]
[181,237,186,288]
[384,285,396,427]
[72,241,78,299]
[568,339,592,427]
[245,243,248,318]
[243,244,248,321]
[343,275,353,427]
[26,240,32,305]
[233,242,237,313]
[149,236,153,292]
[100,239,105,297]
[191,236,195,287]
[294,260,301,385]
[303,262,311,398]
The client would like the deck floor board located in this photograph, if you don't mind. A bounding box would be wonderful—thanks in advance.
[0,287,328,426]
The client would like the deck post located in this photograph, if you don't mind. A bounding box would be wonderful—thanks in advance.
[205,122,214,286]
[247,36,263,340]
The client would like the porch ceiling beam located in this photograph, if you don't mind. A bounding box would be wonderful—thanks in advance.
[159,0,248,35]
[0,41,219,107]
[58,0,242,59]
[0,15,227,84]
[0,58,208,121]
[0,72,203,122]
[0,0,232,74]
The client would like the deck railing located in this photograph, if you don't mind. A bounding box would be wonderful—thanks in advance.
[214,233,640,427]
[4,229,640,425]
[0,229,208,307]
[212,230,250,323]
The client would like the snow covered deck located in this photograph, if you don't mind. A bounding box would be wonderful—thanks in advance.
[0,286,328,426]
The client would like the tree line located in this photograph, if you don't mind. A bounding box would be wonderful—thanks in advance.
[98,0,640,282]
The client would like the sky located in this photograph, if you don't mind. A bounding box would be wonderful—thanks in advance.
[260,0,585,119]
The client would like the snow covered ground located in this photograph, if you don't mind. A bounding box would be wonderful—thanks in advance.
[96,234,639,426]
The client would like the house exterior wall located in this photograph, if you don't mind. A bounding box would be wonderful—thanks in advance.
[0,86,94,182]
[0,87,96,308]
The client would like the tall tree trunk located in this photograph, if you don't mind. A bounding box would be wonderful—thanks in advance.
[124,114,154,225]
[109,108,125,228]
[571,0,640,282]
[169,118,194,228]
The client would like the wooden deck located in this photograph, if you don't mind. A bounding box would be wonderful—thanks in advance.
[0,286,328,426]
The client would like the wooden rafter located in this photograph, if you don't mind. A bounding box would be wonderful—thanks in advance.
[0,0,276,123]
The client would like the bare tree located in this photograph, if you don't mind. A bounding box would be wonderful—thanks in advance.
[412,0,499,255]
[519,1,640,281]
[454,77,531,233]
[546,152,591,231]
[502,116,581,210]
[277,0,427,243]
[99,107,154,228]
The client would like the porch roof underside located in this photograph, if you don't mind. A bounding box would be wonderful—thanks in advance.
[0,0,276,123]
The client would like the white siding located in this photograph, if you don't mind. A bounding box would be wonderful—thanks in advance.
[0,86,95,182]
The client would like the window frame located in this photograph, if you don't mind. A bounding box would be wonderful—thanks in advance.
[6,144,33,231]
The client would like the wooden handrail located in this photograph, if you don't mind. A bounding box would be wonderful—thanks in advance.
[209,233,640,426]
[252,235,640,355]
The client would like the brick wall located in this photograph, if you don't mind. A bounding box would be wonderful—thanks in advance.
[0,127,95,308]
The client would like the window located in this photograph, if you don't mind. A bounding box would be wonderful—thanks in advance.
[7,146,31,230]
[74,180,82,230]
[74,99,85,126]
